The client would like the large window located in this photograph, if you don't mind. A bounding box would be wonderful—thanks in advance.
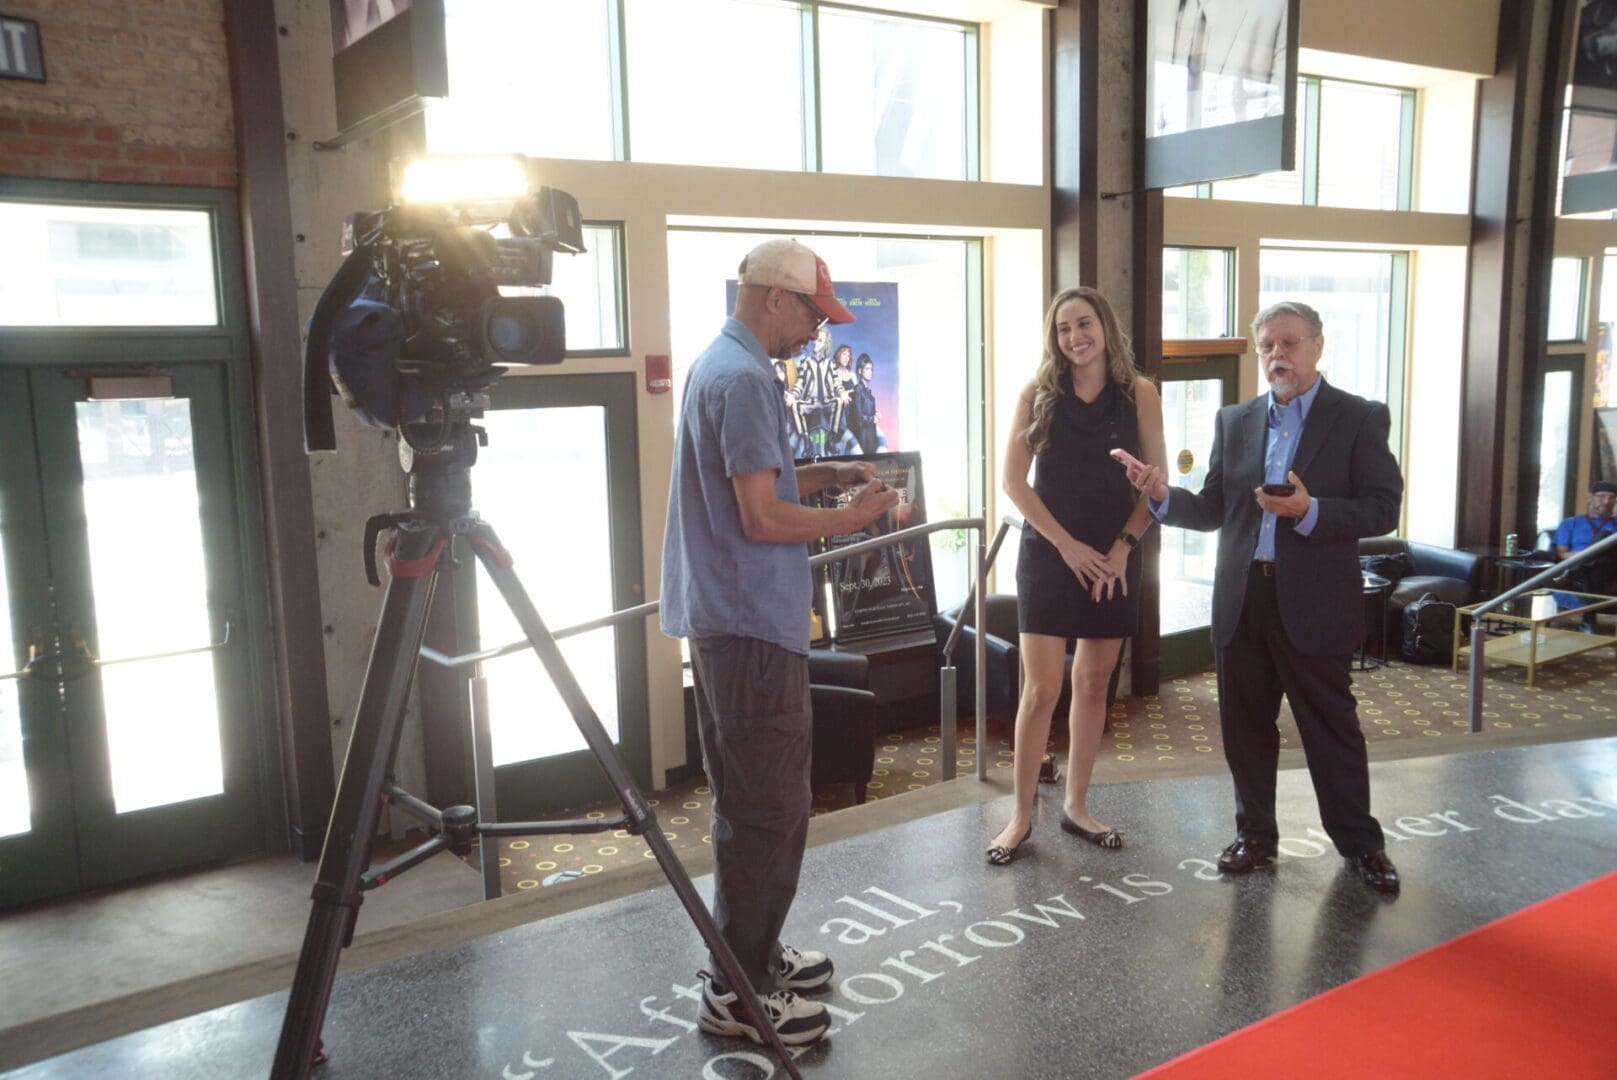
[0,202,219,327]
[665,229,983,609]
[427,0,977,181]
[1259,248,1407,428]
[1162,247,1234,339]
[1171,77,1414,210]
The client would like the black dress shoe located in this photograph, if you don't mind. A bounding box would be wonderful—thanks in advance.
[1349,849,1401,895]
[1217,837,1278,874]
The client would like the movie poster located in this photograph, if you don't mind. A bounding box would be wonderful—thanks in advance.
[726,279,900,459]
[806,452,937,644]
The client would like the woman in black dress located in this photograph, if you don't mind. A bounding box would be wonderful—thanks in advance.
[987,287,1167,865]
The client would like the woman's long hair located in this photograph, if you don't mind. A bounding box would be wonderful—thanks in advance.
[1024,286,1138,455]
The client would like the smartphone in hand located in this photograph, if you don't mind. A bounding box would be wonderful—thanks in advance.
[1261,483,1296,497]
[1109,448,1147,471]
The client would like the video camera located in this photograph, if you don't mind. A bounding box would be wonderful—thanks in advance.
[304,155,585,451]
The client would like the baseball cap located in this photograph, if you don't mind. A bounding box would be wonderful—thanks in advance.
[738,238,855,324]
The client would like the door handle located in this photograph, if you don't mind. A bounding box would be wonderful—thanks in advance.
[76,620,233,669]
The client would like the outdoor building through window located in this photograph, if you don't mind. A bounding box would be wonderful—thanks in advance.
[426,0,978,182]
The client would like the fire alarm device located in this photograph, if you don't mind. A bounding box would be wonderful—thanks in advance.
[646,354,672,394]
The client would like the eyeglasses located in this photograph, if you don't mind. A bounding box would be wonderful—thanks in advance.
[793,291,829,332]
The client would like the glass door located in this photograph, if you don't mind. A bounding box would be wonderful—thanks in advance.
[1158,356,1238,676]
[450,373,648,817]
[0,365,264,907]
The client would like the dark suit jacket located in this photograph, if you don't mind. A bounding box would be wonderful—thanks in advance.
[1159,380,1403,657]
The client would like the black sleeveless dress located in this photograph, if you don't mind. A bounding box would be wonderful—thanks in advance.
[1016,371,1143,639]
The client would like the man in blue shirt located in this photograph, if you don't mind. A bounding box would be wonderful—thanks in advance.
[1552,480,1617,627]
[662,238,898,1047]
[1121,300,1405,895]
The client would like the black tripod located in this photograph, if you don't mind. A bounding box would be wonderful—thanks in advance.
[270,421,802,1079]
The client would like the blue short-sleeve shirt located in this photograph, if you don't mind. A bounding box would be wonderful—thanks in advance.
[660,318,813,654]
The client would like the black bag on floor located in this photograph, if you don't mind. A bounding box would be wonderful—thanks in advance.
[1401,592,1456,664]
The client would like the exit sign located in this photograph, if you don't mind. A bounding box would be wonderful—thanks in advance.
[0,14,44,82]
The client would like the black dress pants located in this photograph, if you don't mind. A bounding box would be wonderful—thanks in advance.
[1213,567,1384,857]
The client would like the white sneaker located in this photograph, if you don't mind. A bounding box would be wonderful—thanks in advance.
[697,970,831,1046]
[777,944,834,992]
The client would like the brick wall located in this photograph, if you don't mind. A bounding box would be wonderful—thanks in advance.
[0,0,237,188]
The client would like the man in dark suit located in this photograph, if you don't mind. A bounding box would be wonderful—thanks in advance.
[1122,300,1404,894]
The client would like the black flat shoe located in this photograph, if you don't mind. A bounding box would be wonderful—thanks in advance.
[1348,849,1401,895]
[1217,837,1278,874]
[986,823,1033,866]
[1059,814,1122,849]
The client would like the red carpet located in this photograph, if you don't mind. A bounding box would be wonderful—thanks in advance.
[1137,872,1617,1079]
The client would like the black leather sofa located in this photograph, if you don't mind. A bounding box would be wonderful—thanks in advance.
[1358,537,1487,647]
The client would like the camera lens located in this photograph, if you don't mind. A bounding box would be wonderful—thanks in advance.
[480,296,565,365]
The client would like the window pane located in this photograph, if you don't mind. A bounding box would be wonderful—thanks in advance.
[427,0,615,160]
[75,400,223,814]
[626,0,804,170]
[818,8,970,180]
[1259,249,1395,404]
[667,230,977,609]
[1162,247,1233,338]
[1160,377,1221,636]
[1316,80,1404,210]
[0,203,218,327]
[1539,370,1574,534]
[550,224,626,352]
[1210,87,1304,204]
[1549,256,1586,341]
[475,405,619,766]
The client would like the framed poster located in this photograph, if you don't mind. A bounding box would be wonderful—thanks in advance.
[329,0,448,136]
[806,452,937,644]
[1143,0,1299,190]
[728,279,900,459]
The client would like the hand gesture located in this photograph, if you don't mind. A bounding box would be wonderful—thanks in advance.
[833,459,877,488]
[1110,448,1167,502]
[845,478,901,530]
[1091,544,1131,602]
[1254,471,1311,518]
[1058,538,1115,590]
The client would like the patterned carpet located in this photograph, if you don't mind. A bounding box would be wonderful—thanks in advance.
[467,650,1617,893]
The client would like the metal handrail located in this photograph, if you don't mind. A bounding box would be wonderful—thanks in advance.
[938,516,1020,661]
[419,516,992,781]
[1465,531,1617,731]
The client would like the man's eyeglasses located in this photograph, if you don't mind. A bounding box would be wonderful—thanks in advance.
[794,291,829,332]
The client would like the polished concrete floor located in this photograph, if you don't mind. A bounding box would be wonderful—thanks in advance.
[8,737,1616,1079]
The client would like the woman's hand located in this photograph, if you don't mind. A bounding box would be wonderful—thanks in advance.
[1059,538,1115,589]
[1090,543,1131,602]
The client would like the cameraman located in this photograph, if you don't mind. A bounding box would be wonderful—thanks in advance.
[661,238,898,1048]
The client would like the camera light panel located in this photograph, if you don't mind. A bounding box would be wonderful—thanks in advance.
[396,154,531,207]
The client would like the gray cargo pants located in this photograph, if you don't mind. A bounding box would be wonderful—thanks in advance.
[688,634,813,993]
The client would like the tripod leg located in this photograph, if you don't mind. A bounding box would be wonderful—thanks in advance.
[271,526,445,1080]
[469,528,805,1080]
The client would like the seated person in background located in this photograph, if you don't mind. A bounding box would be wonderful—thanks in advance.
[1552,480,1617,629]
